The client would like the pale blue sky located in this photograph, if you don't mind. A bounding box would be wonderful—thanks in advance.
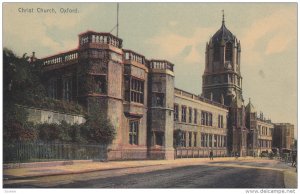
[3,3,297,136]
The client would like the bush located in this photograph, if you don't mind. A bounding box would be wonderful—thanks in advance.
[70,124,87,144]
[82,110,116,144]
[3,103,38,143]
[36,123,61,142]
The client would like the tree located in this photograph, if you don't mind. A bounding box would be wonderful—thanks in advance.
[3,48,45,142]
[3,48,46,106]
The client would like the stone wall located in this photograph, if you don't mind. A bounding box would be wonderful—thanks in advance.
[23,106,86,125]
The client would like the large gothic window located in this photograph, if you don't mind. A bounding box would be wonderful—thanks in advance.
[225,42,233,61]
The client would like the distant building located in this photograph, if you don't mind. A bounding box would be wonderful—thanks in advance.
[245,100,274,156]
[273,123,295,150]
[34,14,294,160]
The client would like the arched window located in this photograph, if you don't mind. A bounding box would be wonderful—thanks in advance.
[225,42,233,61]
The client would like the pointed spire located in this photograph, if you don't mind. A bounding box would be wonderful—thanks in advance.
[222,10,225,26]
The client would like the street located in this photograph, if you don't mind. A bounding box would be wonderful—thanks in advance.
[3,159,289,188]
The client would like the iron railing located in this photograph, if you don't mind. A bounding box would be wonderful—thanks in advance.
[3,141,107,163]
[175,147,227,158]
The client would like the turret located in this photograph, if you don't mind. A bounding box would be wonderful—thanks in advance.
[147,59,175,159]
[77,31,124,159]
[202,13,243,107]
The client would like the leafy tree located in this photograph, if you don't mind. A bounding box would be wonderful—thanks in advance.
[3,48,45,142]
[3,48,46,105]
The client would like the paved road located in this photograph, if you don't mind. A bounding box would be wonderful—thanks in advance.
[4,160,285,188]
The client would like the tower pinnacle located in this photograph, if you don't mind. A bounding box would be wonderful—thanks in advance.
[222,10,225,25]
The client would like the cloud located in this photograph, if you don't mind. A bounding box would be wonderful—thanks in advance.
[265,33,293,55]
[240,8,296,64]
[146,27,214,63]
[3,3,100,57]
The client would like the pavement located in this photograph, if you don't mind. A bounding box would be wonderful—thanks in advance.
[3,157,297,188]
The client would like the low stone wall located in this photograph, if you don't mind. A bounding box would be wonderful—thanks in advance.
[21,106,86,125]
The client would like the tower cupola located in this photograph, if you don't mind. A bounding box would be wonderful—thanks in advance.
[211,13,236,44]
[202,12,243,106]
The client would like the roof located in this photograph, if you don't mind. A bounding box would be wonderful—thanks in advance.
[211,17,236,44]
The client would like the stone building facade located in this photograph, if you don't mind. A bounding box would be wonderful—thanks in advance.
[174,88,228,158]
[273,123,295,150]
[38,15,293,160]
[245,99,274,156]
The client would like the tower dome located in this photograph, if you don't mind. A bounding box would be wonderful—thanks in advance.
[211,13,236,44]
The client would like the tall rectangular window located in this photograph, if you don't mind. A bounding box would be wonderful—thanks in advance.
[202,111,213,126]
[214,44,220,62]
[129,120,139,145]
[153,92,164,107]
[94,75,106,94]
[124,76,130,101]
[174,104,179,121]
[201,133,205,147]
[218,115,224,128]
[214,135,217,147]
[194,109,198,124]
[63,77,72,101]
[188,132,192,147]
[131,78,144,104]
[194,132,197,147]
[181,106,187,122]
[201,111,205,125]
[188,107,192,123]
[181,132,186,147]
[48,79,57,99]
[225,42,233,61]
